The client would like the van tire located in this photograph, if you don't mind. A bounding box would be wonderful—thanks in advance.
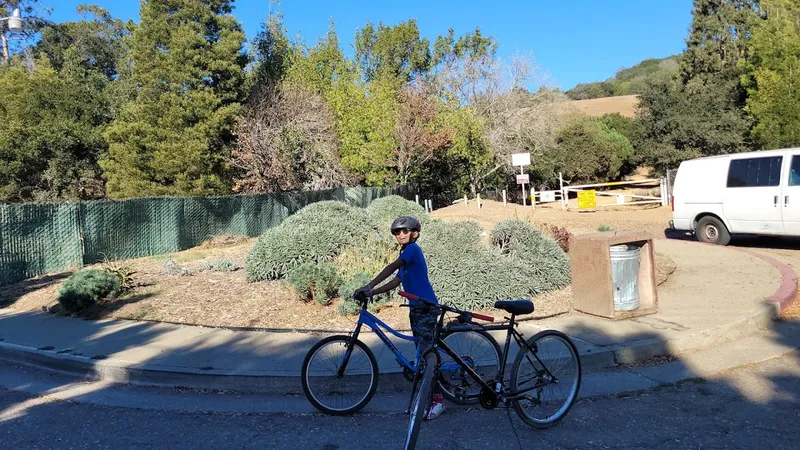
[695,217,731,246]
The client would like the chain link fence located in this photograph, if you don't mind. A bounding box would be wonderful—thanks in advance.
[0,185,414,286]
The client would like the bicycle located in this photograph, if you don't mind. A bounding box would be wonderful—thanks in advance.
[300,292,503,415]
[401,291,582,450]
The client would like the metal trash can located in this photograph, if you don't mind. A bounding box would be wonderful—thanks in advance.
[609,244,641,311]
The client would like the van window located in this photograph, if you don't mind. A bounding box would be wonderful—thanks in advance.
[727,156,783,188]
[790,156,800,186]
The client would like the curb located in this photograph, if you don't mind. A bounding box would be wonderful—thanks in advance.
[0,235,793,396]
[0,305,779,396]
[737,249,798,313]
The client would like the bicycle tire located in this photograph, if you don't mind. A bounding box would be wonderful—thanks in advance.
[511,329,581,428]
[301,335,379,415]
[404,352,436,450]
[437,329,502,405]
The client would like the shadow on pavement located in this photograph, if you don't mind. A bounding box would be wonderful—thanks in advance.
[0,303,799,448]
[665,227,800,251]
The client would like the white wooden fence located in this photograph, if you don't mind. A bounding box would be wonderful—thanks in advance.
[557,173,668,209]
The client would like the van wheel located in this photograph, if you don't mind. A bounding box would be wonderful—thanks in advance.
[696,217,731,246]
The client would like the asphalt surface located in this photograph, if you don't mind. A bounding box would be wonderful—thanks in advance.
[0,352,798,450]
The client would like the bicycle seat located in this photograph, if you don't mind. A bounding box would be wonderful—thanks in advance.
[494,300,534,315]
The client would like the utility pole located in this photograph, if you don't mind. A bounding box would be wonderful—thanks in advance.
[0,7,24,63]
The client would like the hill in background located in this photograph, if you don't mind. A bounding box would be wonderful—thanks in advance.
[562,94,640,118]
[566,55,680,100]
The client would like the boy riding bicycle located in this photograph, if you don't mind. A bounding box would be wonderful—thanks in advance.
[354,215,445,420]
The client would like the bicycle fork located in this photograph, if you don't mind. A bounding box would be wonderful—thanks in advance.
[405,351,437,414]
[337,321,364,377]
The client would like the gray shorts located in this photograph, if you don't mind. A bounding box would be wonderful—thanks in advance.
[409,307,439,350]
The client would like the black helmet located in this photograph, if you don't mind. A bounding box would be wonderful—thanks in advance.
[390,216,421,234]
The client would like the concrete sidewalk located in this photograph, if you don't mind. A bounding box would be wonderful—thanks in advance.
[0,238,791,395]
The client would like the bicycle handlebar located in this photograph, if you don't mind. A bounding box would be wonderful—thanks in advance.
[398,291,494,322]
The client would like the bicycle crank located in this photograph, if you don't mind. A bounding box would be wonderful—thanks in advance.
[479,387,500,409]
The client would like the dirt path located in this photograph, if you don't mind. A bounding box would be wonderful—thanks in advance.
[432,199,672,235]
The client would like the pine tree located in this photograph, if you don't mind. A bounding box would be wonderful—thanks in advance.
[680,0,762,84]
[744,0,800,148]
[101,0,247,198]
[636,0,763,170]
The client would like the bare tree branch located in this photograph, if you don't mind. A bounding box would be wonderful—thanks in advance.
[230,82,353,193]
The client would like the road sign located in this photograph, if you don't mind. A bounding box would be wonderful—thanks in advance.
[511,153,531,167]
[516,174,530,185]
[578,190,597,210]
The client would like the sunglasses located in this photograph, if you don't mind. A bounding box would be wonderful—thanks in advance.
[392,229,414,236]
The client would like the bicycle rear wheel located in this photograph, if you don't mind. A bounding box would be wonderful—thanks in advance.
[301,335,379,415]
[437,329,501,405]
[404,352,436,450]
[511,330,581,428]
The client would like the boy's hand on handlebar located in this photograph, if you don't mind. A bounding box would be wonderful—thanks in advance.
[353,285,372,301]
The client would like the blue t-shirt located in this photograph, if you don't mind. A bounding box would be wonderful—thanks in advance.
[397,242,438,305]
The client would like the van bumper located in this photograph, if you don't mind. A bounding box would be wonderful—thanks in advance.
[670,218,693,231]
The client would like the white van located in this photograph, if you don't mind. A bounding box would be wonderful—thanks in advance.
[670,147,800,245]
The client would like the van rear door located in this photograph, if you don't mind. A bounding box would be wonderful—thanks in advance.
[722,154,784,234]
[780,150,800,235]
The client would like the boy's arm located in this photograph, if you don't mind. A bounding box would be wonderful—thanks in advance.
[371,276,401,295]
[368,257,404,289]
[355,258,405,297]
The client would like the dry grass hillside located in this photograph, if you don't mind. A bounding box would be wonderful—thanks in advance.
[560,94,639,118]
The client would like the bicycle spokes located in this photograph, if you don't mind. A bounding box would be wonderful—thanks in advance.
[512,332,580,426]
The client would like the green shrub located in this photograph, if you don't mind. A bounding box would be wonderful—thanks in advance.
[246,201,377,282]
[598,224,613,232]
[414,219,571,311]
[287,262,343,306]
[491,219,571,290]
[436,219,484,246]
[337,298,362,316]
[201,258,238,272]
[333,231,398,282]
[366,195,428,228]
[418,220,537,311]
[57,269,121,313]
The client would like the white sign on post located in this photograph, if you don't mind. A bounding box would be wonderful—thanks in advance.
[511,153,531,207]
[511,152,531,167]
[540,190,556,203]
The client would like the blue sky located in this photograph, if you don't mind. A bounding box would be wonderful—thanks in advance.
[45,0,694,90]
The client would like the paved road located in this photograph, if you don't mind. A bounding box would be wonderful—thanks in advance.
[1,353,798,450]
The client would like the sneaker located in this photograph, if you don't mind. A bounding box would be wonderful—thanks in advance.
[425,394,445,420]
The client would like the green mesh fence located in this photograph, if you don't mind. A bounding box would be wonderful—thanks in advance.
[0,185,414,286]
[81,197,184,263]
[180,194,287,249]
[0,203,83,285]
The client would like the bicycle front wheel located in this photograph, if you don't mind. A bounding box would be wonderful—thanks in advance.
[437,329,501,405]
[405,352,436,450]
[511,330,581,428]
[301,335,379,415]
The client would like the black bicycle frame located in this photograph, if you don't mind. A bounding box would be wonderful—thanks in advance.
[441,314,559,401]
